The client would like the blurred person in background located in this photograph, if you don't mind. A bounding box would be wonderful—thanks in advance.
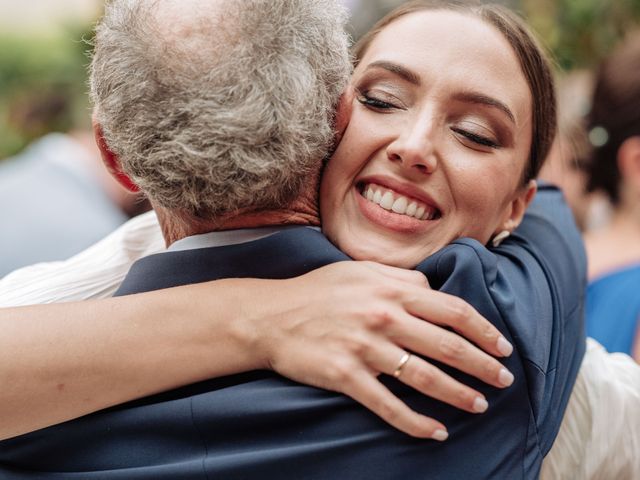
[583,31,640,361]
[538,71,595,231]
[0,93,142,277]
[0,89,146,277]
[0,2,147,277]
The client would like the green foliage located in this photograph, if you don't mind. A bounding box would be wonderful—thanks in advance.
[521,0,640,70]
[0,24,94,159]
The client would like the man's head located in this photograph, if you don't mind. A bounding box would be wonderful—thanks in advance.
[90,0,350,238]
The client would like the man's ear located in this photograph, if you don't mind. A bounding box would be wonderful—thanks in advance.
[495,179,537,234]
[617,136,640,191]
[92,117,140,193]
[333,85,355,146]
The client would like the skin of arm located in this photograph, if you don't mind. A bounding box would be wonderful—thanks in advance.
[0,279,262,441]
[0,262,511,441]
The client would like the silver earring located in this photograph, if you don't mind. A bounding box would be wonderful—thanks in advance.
[491,230,510,248]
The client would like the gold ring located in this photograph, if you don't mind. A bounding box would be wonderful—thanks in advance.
[393,352,411,379]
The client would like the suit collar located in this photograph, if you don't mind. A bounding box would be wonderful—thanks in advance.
[115,226,348,296]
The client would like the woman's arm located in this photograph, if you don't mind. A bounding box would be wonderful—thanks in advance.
[0,261,513,441]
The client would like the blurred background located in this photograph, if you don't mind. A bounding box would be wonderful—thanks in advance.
[0,0,144,275]
[0,0,101,158]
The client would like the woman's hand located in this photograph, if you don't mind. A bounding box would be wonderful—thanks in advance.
[242,261,515,440]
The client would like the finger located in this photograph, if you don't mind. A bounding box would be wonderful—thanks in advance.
[404,289,512,358]
[395,354,490,414]
[392,313,514,389]
[342,371,449,441]
[359,261,430,288]
[368,346,488,414]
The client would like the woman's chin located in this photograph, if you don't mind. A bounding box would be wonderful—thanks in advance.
[339,239,425,270]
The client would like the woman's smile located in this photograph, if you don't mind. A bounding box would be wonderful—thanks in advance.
[355,177,442,233]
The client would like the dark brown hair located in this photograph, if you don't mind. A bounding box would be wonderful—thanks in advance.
[587,31,640,204]
[353,0,557,184]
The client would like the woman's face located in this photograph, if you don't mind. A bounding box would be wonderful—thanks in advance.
[320,10,536,268]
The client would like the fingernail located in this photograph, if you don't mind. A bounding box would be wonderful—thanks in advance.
[499,368,514,387]
[473,397,489,413]
[497,336,513,356]
[432,429,448,441]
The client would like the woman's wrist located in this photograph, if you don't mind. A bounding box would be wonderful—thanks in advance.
[183,279,275,375]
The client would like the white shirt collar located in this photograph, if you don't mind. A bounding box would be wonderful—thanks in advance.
[167,225,320,252]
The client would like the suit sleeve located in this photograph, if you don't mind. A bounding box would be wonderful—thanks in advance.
[418,183,587,456]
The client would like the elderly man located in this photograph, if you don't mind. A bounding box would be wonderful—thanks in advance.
[0,0,590,478]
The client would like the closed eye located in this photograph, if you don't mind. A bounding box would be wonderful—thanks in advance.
[356,90,401,111]
[450,127,500,149]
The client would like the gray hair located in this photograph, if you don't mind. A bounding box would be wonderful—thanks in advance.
[90,0,351,218]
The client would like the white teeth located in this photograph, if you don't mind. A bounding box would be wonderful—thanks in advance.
[391,196,408,214]
[366,187,374,201]
[361,183,437,221]
[380,191,394,210]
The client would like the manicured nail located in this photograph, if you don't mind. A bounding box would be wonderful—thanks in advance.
[432,429,449,441]
[499,368,514,387]
[473,397,489,413]
[497,336,513,356]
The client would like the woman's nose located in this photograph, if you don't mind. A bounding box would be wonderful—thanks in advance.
[386,121,438,174]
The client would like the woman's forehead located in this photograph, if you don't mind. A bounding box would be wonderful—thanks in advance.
[356,10,532,124]
[362,10,509,60]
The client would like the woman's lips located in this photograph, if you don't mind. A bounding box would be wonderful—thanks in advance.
[354,182,441,233]
[361,183,439,220]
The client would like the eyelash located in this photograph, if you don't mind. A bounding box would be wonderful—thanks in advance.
[450,127,500,149]
[358,90,500,149]
[357,91,398,111]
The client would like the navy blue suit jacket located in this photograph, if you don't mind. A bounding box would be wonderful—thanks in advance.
[0,185,585,479]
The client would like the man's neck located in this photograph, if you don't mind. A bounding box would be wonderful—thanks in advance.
[156,207,320,247]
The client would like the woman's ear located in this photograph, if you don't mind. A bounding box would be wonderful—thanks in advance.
[92,117,140,193]
[496,179,538,235]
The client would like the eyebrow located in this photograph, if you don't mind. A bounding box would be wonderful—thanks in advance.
[365,60,421,86]
[452,91,516,125]
[364,60,516,125]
